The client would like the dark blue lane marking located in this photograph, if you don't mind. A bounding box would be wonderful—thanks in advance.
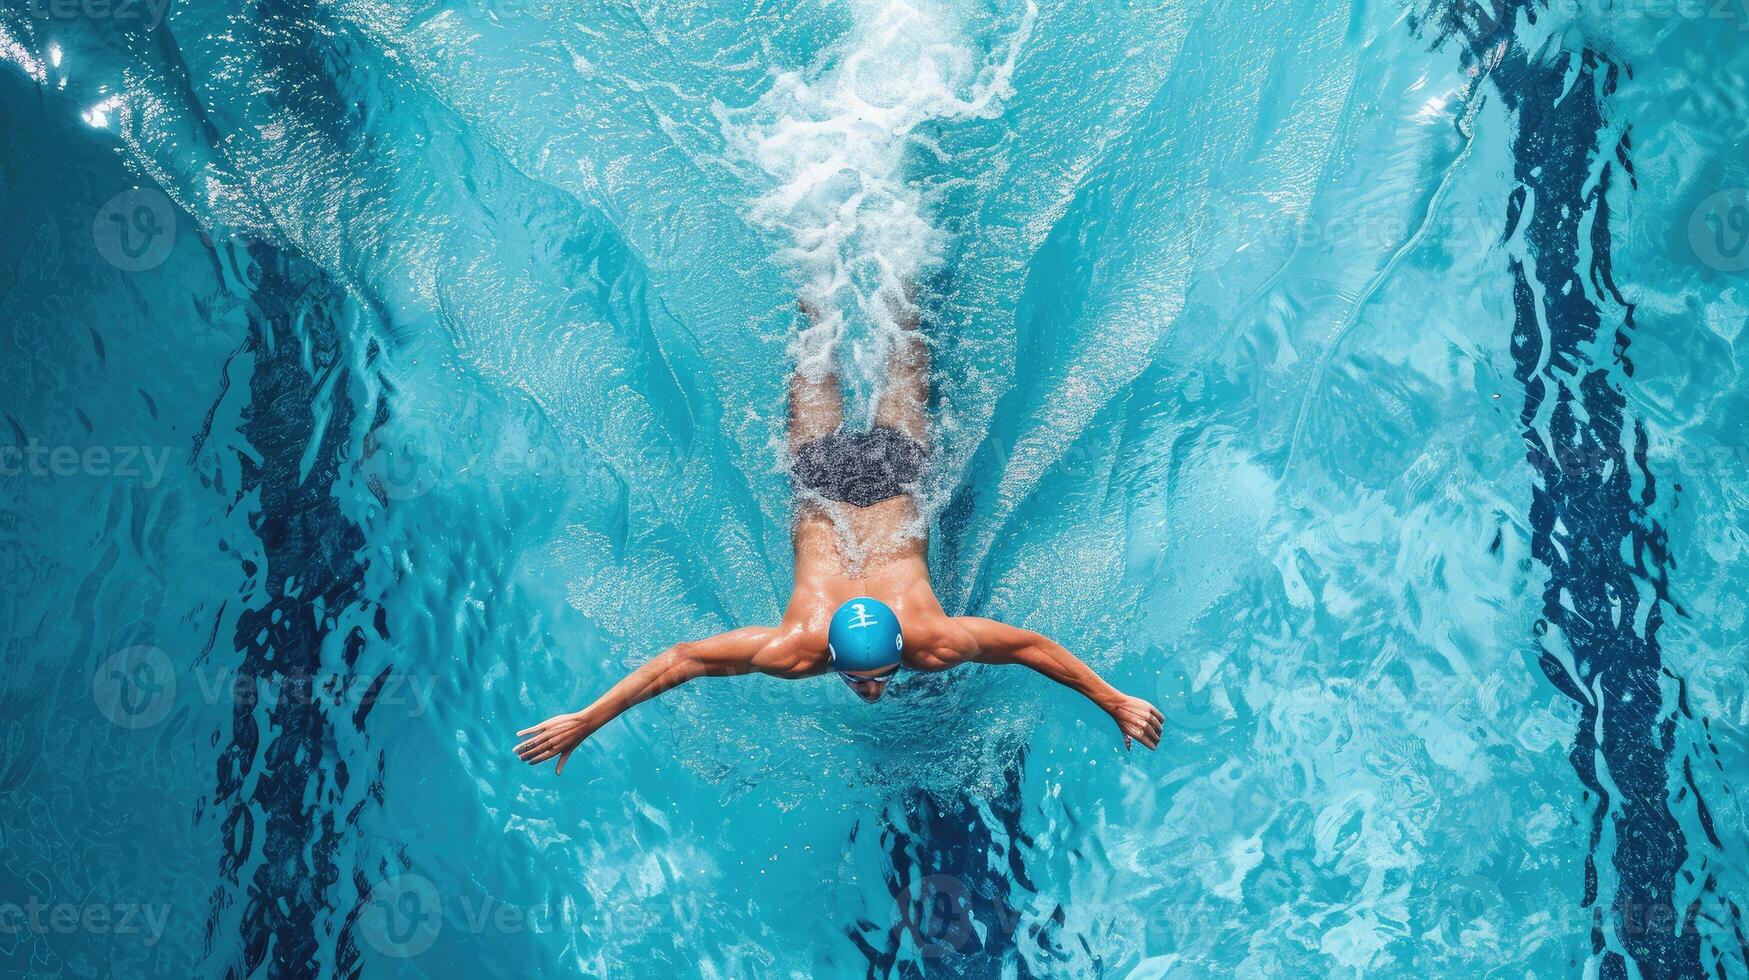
[854,754,1080,977]
[203,13,376,977]
[198,3,407,975]
[205,244,382,980]
[1499,46,1723,980]
[1415,2,1737,975]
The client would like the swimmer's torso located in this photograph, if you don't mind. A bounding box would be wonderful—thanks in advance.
[784,495,960,673]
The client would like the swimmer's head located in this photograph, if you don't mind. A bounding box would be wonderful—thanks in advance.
[828,597,903,702]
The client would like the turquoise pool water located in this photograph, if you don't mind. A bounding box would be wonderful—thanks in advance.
[1,0,1746,976]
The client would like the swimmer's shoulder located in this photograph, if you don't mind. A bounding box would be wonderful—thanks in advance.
[899,615,977,672]
[755,619,831,678]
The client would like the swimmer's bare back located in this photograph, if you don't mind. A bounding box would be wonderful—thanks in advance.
[514,290,1163,774]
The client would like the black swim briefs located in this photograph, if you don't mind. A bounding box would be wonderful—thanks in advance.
[791,426,926,508]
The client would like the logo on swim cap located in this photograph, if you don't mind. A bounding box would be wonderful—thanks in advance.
[828,597,903,672]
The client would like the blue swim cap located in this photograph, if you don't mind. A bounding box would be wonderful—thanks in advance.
[828,597,904,672]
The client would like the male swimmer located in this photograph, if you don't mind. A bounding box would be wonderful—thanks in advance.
[516,292,1164,774]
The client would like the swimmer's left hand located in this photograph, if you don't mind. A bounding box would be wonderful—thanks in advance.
[515,712,596,775]
[1110,695,1165,751]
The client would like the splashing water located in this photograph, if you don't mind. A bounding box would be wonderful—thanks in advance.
[720,0,1035,399]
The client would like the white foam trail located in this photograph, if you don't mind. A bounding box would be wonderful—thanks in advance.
[720,0,1035,384]
[0,21,48,84]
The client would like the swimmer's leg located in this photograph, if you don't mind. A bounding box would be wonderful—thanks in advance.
[789,300,849,565]
[856,287,930,556]
[873,287,929,445]
[788,298,843,452]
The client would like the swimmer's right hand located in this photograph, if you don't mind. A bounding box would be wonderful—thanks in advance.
[1110,695,1164,752]
[515,712,596,775]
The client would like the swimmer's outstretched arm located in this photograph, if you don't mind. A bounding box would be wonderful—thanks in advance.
[515,627,807,774]
[948,617,1165,751]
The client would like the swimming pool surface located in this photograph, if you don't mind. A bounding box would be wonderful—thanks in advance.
[1,0,1746,976]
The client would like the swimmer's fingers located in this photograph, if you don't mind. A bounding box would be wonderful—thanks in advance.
[555,748,576,776]
[514,732,557,761]
[515,725,563,754]
[516,727,573,763]
[1113,698,1163,751]
[1137,714,1161,751]
[513,719,561,757]
[520,737,573,767]
[523,742,564,764]
[515,713,584,764]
